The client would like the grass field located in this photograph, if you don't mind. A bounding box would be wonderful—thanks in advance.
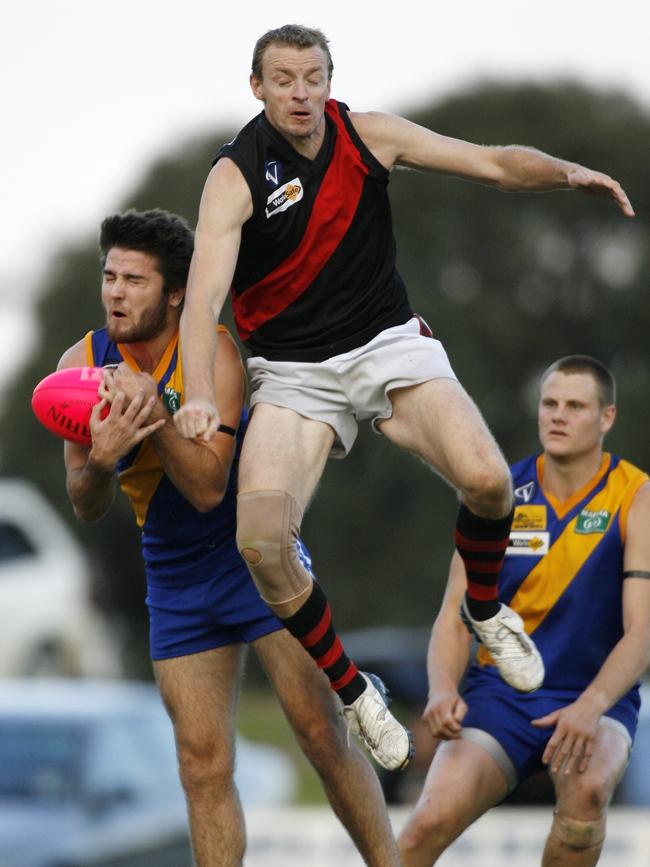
[236,682,416,805]
[237,685,329,803]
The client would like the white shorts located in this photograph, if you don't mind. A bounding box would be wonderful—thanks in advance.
[247,316,457,457]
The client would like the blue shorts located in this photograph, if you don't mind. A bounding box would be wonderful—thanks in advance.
[462,666,639,788]
[146,559,282,660]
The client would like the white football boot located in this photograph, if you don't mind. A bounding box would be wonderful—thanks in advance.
[342,672,414,771]
[461,599,544,693]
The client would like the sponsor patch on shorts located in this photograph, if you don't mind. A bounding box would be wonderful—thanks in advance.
[507,531,550,556]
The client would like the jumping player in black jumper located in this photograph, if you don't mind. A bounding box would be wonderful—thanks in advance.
[174,24,635,772]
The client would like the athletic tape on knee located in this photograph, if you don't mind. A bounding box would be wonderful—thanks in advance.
[551,811,606,850]
[236,490,312,605]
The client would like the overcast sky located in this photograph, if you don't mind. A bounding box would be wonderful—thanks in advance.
[4,0,648,377]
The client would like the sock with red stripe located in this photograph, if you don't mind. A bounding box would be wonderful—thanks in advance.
[279,581,366,705]
[455,503,514,622]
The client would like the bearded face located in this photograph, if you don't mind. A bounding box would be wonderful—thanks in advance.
[102,247,173,344]
[106,290,169,343]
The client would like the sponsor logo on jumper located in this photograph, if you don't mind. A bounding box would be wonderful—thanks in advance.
[265,178,303,218]
[514,481,536,503]
[512,505,547,531]
[80,366,104,382]
[265,160,283,187]
[507,531,550,556]
[575,509,611,534]
[163,387,181,415]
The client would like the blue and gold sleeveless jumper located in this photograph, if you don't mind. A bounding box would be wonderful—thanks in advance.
[462,452,648,781]
[86,326,282,658]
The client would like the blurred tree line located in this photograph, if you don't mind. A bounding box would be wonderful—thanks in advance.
[1,82,648,675]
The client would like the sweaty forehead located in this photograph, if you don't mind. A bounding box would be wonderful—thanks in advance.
[261,43,328,74]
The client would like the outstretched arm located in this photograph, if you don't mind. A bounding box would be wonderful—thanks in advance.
[350,110,634,217]
[422,552,474,740]
[532,482,650,773]
[174,157,253,442]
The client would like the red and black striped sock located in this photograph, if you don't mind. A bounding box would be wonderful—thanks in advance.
[279,581,366,705]
[455,504,514,621]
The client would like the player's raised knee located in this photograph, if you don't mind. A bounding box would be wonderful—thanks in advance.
[237,491,291,564]
[461,459,512,514]
[236,490,312,604]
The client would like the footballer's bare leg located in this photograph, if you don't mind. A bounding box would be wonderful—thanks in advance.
[380,378,544,694]
[255,628,402,867]
[544,725,629,867]
[378,378,511,518]
[399,738,508,866]
[238,402,414,772]
[154,645,246,867]
[237,401,334,618]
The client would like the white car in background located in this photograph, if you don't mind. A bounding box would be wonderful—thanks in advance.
[0,678,297,867]
[0,478,120,676]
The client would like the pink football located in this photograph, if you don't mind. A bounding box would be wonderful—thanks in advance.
[32,367,106,446]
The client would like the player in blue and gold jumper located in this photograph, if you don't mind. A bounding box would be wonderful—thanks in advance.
[58,209,402,867]
[399,355,650,867]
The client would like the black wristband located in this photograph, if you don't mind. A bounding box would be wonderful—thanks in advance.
[217,423,237,437]
[622,570,650,580]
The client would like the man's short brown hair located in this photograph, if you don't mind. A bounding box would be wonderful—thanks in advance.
[541,355,616,407]
[251,24,333,80]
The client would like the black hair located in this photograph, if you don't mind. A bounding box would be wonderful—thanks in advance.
[99,209,193,295]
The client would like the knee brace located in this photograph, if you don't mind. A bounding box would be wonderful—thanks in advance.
[236,490,312,605]
[551,811,606,850]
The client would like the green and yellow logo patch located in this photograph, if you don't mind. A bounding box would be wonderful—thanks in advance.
[163,387,181,415]
[575,509,611,534]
